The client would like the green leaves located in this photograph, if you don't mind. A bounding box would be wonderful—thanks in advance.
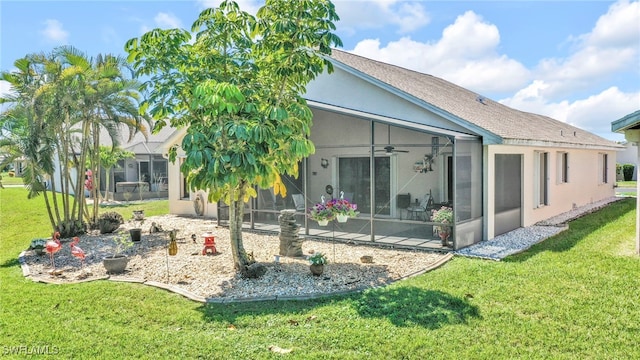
[125,0,341,268]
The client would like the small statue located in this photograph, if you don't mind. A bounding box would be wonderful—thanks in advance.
[149,222,163,233]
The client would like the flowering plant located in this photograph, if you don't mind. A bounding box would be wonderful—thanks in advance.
[327,198,359,218]
[431,206,453,232]
[308,202,334,221]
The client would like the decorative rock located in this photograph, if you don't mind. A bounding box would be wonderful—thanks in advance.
[278,209,303,257]
[242,262,267,279]
[360,255,373,263]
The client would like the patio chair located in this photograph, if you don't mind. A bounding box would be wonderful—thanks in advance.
[406,194,432,221]
[292,194,306,212]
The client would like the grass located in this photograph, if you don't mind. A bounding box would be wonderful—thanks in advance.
[1,187,639,358]
[616,180,637,197]
[616,180,637,188]
[0,172,25,186]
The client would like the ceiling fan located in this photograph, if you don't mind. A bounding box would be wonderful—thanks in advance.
[375,125,409,155]
[375,145,409,155]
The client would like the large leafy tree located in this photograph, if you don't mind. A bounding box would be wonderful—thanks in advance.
[126,0,341,275]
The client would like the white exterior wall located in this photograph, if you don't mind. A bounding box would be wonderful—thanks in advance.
[616,142,638,180]
[305,67,472,134]
[166,148,219,218]
[485,144,616,238]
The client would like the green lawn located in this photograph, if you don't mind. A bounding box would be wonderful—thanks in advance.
[1,187,639,359]
[616,180,637,188]
[0,172,25,186]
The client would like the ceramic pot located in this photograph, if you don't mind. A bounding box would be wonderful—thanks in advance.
[103,255,129,274]
[336,214,348,223]
[310,264,324,276]
[317,219,329,226]
[129,228,142,242]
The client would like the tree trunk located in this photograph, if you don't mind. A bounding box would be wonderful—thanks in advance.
[228,184,250,272]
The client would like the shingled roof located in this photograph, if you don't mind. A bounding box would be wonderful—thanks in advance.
[329,49,618,149]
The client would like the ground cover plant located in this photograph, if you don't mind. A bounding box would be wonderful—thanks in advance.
[1,186,638,358]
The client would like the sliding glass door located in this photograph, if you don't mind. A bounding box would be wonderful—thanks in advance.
[338,157,391,216]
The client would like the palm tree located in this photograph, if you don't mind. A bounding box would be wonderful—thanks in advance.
[1,47,150,235]
[54,46,151,227]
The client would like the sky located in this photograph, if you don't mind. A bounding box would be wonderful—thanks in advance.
[1,0,639,141]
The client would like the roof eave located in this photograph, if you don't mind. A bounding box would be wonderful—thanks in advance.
[502,138,623,150]
[611,110,640,133]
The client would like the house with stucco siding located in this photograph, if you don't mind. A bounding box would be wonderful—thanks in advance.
[161,50,620,251]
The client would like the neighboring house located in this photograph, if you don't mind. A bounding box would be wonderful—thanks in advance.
[50,124,174,200]
[612,110,640,255]
[616,141,638,181]
[161,50,620,250]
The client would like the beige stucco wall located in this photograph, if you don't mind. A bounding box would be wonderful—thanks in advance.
[307,110,449,211]
[485,144,617,239]
[165,147,219,218]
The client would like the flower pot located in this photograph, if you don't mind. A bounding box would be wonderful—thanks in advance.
[317,219,329,226]
[439,232,450,247]
[310,264,324,276]
[103,255,129,274]
[129,228,142,242]
[336,214,348,223]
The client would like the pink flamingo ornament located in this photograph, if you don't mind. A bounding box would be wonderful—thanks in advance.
[45,231,62,269]
[70,236,86,270]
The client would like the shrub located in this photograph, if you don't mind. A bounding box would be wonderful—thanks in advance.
[622,164,635,181]
[98,211,124,234]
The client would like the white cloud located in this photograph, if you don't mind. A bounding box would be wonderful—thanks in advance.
[196,0,262,15]
[502,86,640,140]
[154,12,183,29]
[0,80,14,112]
[497,0,640,139]
[351,11,530,93]
[41,19,69,43]
[532,0,640,100]
[335,0,430,35]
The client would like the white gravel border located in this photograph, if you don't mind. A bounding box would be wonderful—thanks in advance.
[455,197,624,260]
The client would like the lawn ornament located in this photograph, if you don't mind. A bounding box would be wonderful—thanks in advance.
[168,229,178,256]
[45,232,62,269]
[202,233,217,255]
[70,236,86,270]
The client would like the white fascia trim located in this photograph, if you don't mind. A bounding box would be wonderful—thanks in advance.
[502,138,624,151]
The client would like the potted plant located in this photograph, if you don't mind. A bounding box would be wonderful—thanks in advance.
[308,201,334,226]
[103,231,134,274]
[308,252,328,276]
[431,206,453,247]
[30,238,48,256]
[327,196,359,223]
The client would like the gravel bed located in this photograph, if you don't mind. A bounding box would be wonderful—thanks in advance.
[456,197,624,260]
[22,215,449,300]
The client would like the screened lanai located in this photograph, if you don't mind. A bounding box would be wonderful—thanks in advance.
[219,105,483,250]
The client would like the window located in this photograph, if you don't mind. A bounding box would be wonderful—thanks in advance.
[557,152,569,184]
[535,151,548,207]
[599,153,608,184]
